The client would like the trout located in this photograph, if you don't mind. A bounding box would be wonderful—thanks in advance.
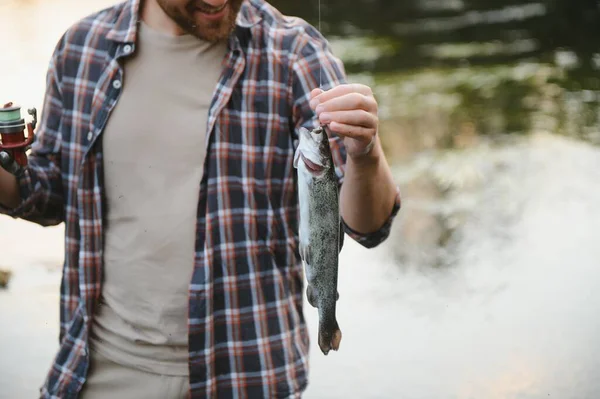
[293,125,343,355]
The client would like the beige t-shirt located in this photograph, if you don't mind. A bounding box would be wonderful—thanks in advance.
[90,21,227,376]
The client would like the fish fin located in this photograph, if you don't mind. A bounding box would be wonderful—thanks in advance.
[306,285,318,308]
[338,220,345,253]
[293,127,311,169]
[299,242,312,266]
[337,222,342,302]
[293,146,301,169]
[318,319,342,355]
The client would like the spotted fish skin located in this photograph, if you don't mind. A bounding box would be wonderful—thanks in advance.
[293,126,343,355]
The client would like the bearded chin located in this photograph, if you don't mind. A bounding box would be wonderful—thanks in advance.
[194,15,237,42]
[157,1,241,42]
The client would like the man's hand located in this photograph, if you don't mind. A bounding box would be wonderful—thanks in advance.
[0,162,20,209]
[309,84,378,160]
[308,83,398,235]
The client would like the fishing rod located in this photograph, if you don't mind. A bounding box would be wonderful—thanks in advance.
[0,102,37,175]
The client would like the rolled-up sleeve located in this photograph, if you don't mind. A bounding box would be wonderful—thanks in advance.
[0,42,65,226]
[341,186,401,248]
[290,25,401,248]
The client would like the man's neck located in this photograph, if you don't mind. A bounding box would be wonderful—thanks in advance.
[140,0,186,36]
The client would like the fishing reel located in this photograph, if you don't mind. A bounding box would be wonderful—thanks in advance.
[0,102,37,175]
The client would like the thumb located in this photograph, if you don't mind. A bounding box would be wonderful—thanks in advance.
[309,88,324,110]
[310,88,324,100]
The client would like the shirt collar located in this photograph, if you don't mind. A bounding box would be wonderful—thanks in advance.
[106,0,262,44]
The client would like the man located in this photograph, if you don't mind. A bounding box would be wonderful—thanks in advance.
[0,0,401,397]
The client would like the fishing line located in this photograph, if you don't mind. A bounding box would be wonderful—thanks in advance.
[318,0,322,88]
[317,0,328,131]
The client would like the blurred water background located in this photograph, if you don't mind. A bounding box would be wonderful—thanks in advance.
[2,0,600,398]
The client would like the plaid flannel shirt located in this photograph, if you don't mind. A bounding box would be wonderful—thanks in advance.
[1,0,401,397]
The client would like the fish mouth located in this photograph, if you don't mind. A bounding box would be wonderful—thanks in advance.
[293,126,327,175]
[300,153,325,174]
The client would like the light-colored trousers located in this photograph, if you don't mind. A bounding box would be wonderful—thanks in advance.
[79,349,190,399]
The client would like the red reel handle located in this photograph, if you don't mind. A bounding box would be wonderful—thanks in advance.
[0,124,35,151]
[0,124,36,168]
[0,105,37,169]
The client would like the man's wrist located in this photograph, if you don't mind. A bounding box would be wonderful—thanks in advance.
[347,135,383,170]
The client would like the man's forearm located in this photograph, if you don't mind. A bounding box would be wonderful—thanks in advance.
[0,167,20,209]
[340,137,397,234]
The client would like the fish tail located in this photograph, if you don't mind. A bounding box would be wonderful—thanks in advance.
[317,299,342,355]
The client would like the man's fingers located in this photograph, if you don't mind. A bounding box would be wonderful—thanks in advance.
[318,110,377,129]
[311,88,324,96]
[309,88,324,110]
[309,84,380,158]
[310,88,324,99]
[310,84,372,107]
[319,84,373,100]
[327,122,375,142]
[315,92,377,114]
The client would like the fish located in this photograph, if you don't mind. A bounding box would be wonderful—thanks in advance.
[293,125,344,355]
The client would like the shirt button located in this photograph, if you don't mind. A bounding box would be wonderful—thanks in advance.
[123,44,132,54]
[87,132,93,141]
[112,80,122,90]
